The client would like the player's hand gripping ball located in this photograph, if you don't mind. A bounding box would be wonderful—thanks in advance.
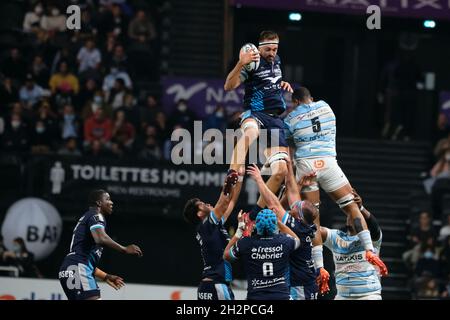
[240,43,260,72]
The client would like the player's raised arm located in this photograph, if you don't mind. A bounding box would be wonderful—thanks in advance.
[352,189,381,241]
[285,157,317,207]
[278,221,299,242]
[222,168,245,222]
[213,169,240,220]
[91,227,143,257]
[223,210,246,262]
[224,49,259,91]
[246,164,285,219]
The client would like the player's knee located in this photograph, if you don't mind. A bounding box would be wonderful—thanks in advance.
[267,152,288,175]
[336,194,355,209]
[242,120,259,137]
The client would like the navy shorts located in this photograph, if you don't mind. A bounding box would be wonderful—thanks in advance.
[241,110,288,148]
[290,282,319,300]
[198,281,234,300]
[59,258,100,300]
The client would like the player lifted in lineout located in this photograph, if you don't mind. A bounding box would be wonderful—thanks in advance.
[284,87,387,276]
[224,30,293,217]
[183,169,244,300]
[59,190,143,300]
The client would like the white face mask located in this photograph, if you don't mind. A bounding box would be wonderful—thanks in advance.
[51,8,60,16]
[35,5,43,14]
[177,103,187,112]
[216,111,224,118]
[445,152,450,161]
[11,121,20,129]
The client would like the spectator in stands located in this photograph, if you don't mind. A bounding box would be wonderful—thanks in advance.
[430,157,450,220]
[439,235,450,278]
[106,4,128,41]
[204,104,227,132]
[101,34,118,66]
[77,38,102,74]
[437,112,450,142]
[112,110,135,151]
[84,108,112,151]
[58,137,82,157]
[431,135,450,178]
[51,47,77,75]
[60,104,80,140]
[49,61,80,95]
[439,215,450,243]
[228,111,242,130]
[2,237,41,278]
[409,211,437,247]
[30,119,53,154]
[154,112,170,146]
[30,55,50,89]
[415,237,441,279]
[1,48,27,83]
[36,101,57,132]
[77,78,98,111]
[106,78,127,110]
[108,44,129,71]
[138,135,162,161]
[80,9,97,37]
[81,90,112,120]
[120,93,140,130]
[441,274,450,299]
[169,99,196,132]
[0,78,19,110]
[164,124,186,161]
[23,2,44,33]
[40,5,66,32]
[416,277,440,299]
[128,10,157,44]
[19,74,45,109]
[140,95,162,130]
[102,64,132,93]
[1,114,30,153]
[86,139,111,158]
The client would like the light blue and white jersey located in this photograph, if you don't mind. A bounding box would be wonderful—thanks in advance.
[284,100,336,159]
[323,229,382,298]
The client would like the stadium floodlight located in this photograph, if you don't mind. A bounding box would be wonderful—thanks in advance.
[289,12,302,22]
[423,20,436,29]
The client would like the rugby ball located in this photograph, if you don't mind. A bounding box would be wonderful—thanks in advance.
[241,43,260,72]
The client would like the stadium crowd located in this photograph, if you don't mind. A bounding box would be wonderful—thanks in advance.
[0,0,196,163]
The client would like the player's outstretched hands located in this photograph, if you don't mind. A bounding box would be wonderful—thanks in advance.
[298,172,317,188]
[125,244,143,257]
[281,81,293,93]
[316,267,330,295]
[352,188,363,208]
[246,164,263,183]
[239,49,259,65]
[235,210,247,239]
[224,169,239,196]
[105,274,125,290]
